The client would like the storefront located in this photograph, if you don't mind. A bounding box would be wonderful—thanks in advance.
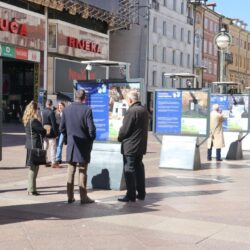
[47,19,109,98]
[0,2,45,122]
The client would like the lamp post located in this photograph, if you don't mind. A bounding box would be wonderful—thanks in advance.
[215,28,232,82]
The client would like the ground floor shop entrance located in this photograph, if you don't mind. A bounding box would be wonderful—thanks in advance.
[2,59,35,123]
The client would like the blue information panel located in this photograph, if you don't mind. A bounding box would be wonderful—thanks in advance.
[210,94,249,132]
[77,82,109,140]
[76,80,141,141]
[154,89,209,136]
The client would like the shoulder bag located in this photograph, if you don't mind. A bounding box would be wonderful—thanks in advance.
[29,120,47,165]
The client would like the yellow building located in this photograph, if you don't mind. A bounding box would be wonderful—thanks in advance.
[223,17,250,89]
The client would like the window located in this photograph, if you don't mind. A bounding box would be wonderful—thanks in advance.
[153,45,157,61]
[210,20,213,32]
[153,17,157,33]
[162,72,166,87]
[188,30,191,44]
[173,24,176,39]
[162,47,166,63]
[181,28,184,41]
[173,0,176,11]
[214,23,218,33]
[180,52,183,66]
[163,21,167,36]
[187,54,190,68]
[195,54,199,66]
[208,61,212,74]
[204,18,208,29]
[163,0,167,7]
[214,63,217,76]
[209,41,212,55]
[204,40,207,53]
[48,24,57,49]
[152,71,157,86]
[181,2,184,14]
[172,50,176,65]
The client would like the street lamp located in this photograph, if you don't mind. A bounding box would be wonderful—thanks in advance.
[214,28,232,82]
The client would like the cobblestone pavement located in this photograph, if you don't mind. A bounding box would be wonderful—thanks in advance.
[1,123,250,249]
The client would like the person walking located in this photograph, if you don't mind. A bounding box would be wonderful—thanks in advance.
[60,89,96,204]
[42,99,60,168]
[55,102,65,165]
[207,103,225,161]
[117,90,148,202]
[23,101,46,195]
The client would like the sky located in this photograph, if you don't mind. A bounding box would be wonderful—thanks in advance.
[214,0,250,30]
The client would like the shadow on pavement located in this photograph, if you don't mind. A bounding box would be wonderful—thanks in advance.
[0,189,225,226]
[146,175,232,188]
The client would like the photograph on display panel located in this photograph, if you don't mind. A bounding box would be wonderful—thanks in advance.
[210,94,249,132]
[154,89,209,136]
[76,80,141,141]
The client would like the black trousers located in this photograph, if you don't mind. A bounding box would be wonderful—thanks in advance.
[123,155,145,200]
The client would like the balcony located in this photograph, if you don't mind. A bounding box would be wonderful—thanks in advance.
[225,52,233,64]
[187,16,194,25]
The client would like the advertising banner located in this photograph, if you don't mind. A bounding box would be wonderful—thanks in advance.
[154,89,209,137]
[76,80,141,141]
[210,94,249,132]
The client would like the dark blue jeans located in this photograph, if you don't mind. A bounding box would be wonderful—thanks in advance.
[123,155,145,200]
[207,142,221,160]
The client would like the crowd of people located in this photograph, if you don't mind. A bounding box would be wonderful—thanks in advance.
[22,89,149,204]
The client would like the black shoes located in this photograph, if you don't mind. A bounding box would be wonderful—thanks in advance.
[68,198,75,204]
[216,159,223,162]
[118,196,136,202]
[28,191,40,196]
[207,158,212,161]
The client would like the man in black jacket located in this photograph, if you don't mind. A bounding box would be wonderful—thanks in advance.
[118,90,148,202]
[60,89,96,204]
[42,99,59,168]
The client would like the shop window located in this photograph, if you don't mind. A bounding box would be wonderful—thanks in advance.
[48,24,57,50]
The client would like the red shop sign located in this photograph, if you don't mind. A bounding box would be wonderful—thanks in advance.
[16,47,28,60]
[0,18,27,36]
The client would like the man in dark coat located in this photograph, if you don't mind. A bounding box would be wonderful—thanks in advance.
[118,90,148,202]
[41,99,59,168]
[60,89,96,204]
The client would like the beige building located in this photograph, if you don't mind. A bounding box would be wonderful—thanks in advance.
[222,17,250,90]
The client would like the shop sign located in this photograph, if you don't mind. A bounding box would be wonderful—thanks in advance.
[0,3,45,50]
[28,49,40,62]
[16,47,28,60]
[0,18,27,36]
[67,36,101,54]
[0,44,15,58]
[53,20,109,60]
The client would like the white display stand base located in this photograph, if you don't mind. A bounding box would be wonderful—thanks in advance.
[88,142,126,190]
[159,135,201,170]
[212,132,242,159]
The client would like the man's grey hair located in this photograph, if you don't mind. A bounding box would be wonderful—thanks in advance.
[212,103,219,111]
[127,90,139,102]
[75,89,86,101]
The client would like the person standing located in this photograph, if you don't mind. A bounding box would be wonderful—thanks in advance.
[207,104,225,161]
[23,101,46,195]
[55,102,65,164]
[118,90,148,202]
[42,99,59,168]
[60,90,96,204]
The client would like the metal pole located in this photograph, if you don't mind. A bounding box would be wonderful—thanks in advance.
[44,7,48,92]
[0,58,2,161]
[220,49,224,82]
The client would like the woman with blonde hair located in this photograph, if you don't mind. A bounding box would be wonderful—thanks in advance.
[23,101,46,195]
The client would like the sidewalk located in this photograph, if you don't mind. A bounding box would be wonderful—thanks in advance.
[1,124,250,249]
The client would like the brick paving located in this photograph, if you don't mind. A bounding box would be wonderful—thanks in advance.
[1,123,250,249]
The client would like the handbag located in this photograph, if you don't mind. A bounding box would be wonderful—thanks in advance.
[29,120,47,165]
[43,124,52,136]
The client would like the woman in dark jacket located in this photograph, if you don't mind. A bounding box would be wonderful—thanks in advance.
[23,101,46,195]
